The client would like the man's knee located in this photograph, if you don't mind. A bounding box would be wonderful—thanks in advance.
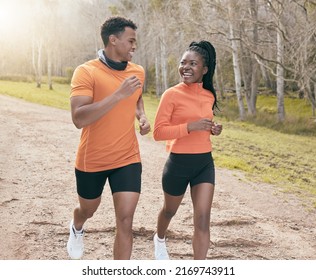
[195,214,210,232]
[116,214,134,230]
[162,208,176,220]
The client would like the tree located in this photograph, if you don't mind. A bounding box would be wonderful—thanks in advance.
[228,0,246,120]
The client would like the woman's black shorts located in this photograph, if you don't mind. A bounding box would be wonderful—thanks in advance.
[162,152,215,196]
[75,162,142,199]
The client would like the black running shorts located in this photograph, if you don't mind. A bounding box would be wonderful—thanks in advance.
[75,162,142,199]
[162,152,215,196]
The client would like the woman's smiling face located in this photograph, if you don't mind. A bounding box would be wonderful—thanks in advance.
[178,51,208,84]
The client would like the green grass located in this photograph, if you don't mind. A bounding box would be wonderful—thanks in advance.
[220,94,316,136]
[0,80,70,110]
[1,80,315,208]
[211,121,316,207]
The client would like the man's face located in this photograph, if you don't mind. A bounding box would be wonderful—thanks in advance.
[112,27,137,62]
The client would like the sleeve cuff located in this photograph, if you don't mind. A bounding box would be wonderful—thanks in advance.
[179,123,189,137]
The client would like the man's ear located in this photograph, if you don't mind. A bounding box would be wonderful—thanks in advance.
[109,34,117,46]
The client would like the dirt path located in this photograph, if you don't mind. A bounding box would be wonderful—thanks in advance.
[0,94,315,260]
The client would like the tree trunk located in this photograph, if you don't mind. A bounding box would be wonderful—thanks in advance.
[229,22,245,120]
[313,82,316,117]
[249,0,259,116]
[307,81,316,117]
[155,37,161,98]
[276,28,285,122]
[240,37,252,115]
[36,40,42,88]
[215,59,225,100]
[47,48,53,90]
[32,39,43,88]
[160,32,168,93]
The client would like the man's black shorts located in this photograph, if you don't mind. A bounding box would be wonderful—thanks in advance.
[75,162,142,199]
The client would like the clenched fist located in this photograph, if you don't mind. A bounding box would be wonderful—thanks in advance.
[115,76,142,100]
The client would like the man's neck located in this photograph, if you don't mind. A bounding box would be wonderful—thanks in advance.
[98,49,127,71]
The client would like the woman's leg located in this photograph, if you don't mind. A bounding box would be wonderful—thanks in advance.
[154,192,184,260]
[156,192,184,238]
[190,182,215,259]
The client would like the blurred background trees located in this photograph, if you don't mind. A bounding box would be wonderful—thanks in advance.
[0,0,315,121]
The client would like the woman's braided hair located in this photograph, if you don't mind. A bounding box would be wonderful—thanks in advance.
[188,41,218,110]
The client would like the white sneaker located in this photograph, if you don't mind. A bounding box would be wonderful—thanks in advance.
[153,233,169,260]
[67,220,84,259]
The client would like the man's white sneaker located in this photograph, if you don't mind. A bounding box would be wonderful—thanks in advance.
[153,233,169,260]
[67,220,84,259]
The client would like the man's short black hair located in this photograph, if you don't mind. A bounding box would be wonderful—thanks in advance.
[101,16,137,46]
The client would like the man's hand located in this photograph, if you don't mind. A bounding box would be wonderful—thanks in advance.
[139,116,151,135]
[115,76,142,100]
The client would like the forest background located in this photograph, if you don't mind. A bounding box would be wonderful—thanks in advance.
[0,0,315,209]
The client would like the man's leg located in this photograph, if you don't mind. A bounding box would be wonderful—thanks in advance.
[67,196,101,259]
[112,191,140,260]
[74,195,102,230]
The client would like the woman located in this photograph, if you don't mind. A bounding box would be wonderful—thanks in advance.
[153,40,222,260]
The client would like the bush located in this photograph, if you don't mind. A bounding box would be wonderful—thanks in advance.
[52,76,69,84]
[65,67,75,83]
[0,75,33,83]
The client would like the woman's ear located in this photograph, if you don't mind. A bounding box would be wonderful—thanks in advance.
[203,66,208,75]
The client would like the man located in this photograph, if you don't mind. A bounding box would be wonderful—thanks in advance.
[67,16,150,260]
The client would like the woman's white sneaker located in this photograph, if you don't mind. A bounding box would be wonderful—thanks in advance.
[67,220,84,259]
[153,233,169,260]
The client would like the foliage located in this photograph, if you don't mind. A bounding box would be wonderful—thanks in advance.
[219,94,316,136]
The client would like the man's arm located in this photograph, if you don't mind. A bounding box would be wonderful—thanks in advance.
[71,76,142,129]
[71,94,120,129]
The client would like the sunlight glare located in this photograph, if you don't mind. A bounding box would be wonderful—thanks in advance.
[0,0,32,41]
[0,0,15,29]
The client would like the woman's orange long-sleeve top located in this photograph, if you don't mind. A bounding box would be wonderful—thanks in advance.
[153,82,215,154]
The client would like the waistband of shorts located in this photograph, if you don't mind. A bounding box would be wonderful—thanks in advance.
[169,152,213,166]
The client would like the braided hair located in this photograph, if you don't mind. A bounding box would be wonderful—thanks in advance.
[188,41,218,110]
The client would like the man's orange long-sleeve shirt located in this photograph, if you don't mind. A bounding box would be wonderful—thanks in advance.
[153,82,215,154]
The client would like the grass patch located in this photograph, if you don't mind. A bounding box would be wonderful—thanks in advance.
[213,154,252,172]
[0,80,70,110]
[1,80,315,208]
[220,94,316,136]
[211,120,316,206]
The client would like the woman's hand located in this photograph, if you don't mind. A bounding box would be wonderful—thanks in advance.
[187,118,214,132]
[211,123,223,136]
